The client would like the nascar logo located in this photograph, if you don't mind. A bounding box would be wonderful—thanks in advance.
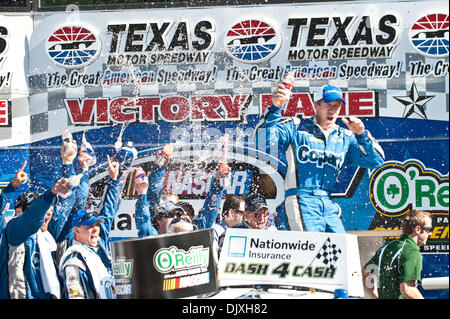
[46,26,101,68]
[409,13,449,57]
[224,19,281,63]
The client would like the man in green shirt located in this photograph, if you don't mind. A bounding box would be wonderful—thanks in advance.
[362,209,433,299]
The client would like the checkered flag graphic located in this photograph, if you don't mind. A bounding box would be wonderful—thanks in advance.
[315,237,342,268]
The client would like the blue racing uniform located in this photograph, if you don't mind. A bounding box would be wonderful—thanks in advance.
[135,162,167,237]
[50,163,90,265]
[58,177,120,299]
[0,189,59,299]
[135,193,159,237]
[255,105,384,232]
[0,183,16,238]
[193,177,224,230]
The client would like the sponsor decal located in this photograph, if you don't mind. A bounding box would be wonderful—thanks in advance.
[113,257,133,280]
[224,19,281,63]
[409,13,449,58]
[0,100,11,127]
[422,215,449,253]
[393,82,435,120]
[154,245,211,291]
[224,235,339,279]
[154,246,210,274]
[369,160,448,253]
[287,14,399,61]
[46,26,101,68]
[369,160,448,217]
[106,21,214,66]
[297,145,345,169]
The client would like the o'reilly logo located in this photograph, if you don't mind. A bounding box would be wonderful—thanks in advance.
[153,246,209,274]
[113,257,133,279]
[369,160,449,217]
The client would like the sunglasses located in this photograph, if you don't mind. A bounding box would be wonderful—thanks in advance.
[169,217,198,230]
[75,211,94,227]
[167,209,185,218]
[247,209,269,218]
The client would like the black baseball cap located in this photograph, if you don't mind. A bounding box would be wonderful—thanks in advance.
[156,200,186,218]
[245,194,268,212]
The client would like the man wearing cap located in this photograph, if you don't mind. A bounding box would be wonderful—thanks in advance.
[255,83,384,233]
[58,155,120,299]
[50,133,96,267]
[0,176,70,299]
[234,194,276,230]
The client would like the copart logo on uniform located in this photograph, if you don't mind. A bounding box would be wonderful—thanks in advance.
[224,19,281,63]
[409,14,449,58]
[369,160,449,217]
[297,145,345,169]
[46,26,101,68]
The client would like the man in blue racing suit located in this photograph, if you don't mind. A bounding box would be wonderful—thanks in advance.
[255,84,385,233]
[58,155,121,299]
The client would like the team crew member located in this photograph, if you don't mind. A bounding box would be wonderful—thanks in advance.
[362,209,433,299]
[255,83,384,232]
[0,177,70,299]
[213,195,246,243]
[0,161,29,234]
[51,134,93,266]
[58,155,121,299]
[233,194,276,231]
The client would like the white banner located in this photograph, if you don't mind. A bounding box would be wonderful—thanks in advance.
[0,14,33,146]
[27,1,449,142]
[218,228,364,297]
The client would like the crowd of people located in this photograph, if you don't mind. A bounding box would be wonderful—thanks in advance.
[0,81,432,299]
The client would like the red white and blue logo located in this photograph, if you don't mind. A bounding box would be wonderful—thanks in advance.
[409,14,449,57]
[46,26,101,68]
[224,19,281,63]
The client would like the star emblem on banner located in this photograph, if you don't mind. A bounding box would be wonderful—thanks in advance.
[393,82,435,120]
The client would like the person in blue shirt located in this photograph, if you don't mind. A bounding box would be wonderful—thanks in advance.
[58,155,120,299]
[255,83,385,233]
[1,161,29,235]
[51,134,93,265]
[0,177,70,299]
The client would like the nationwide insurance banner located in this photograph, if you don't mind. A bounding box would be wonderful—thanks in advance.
[1,1,448,256]
[218,228,365,297]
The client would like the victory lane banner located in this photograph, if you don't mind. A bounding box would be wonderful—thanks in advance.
[111,229,217,298]
[218,228,364,297]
